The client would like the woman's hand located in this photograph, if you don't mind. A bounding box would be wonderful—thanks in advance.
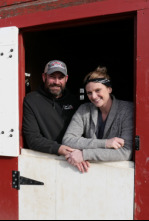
[66,150,90,173]
[75,161,90,173]
[106,137,125,149]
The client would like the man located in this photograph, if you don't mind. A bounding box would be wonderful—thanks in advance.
[23,60,89,172]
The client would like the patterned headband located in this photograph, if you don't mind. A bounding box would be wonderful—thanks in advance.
[84,78,112,87]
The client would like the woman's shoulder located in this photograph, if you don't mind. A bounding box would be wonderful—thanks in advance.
[117,99,133,108]
[116,98,134,115]
[77,102,94,113]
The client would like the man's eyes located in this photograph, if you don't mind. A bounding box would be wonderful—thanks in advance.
[49,77,64,80]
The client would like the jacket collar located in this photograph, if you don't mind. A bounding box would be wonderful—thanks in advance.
[90,103,99,131]
[90,95,118,137]
[103,95,118,138]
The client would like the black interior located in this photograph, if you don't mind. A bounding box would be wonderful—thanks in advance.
[24,18,134,102]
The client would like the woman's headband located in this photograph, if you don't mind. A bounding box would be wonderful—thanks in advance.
[84,78,112,87]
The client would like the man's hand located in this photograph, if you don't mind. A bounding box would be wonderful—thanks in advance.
[106,137,125,149]
[58,145,74,156]
[66,150,90,173]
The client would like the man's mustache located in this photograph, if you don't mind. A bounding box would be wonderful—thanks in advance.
[49,84,62,88]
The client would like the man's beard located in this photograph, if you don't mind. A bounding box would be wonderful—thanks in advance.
[45,81,65,98]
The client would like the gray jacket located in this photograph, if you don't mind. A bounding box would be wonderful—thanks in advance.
[62,96,134,161]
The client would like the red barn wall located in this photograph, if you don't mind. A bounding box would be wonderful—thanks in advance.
[0,0,149,21]
[0,157,18,220]
[0,0,149,220]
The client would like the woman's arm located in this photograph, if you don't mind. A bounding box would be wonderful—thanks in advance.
[64,103,134,162]
[62,104,107,150]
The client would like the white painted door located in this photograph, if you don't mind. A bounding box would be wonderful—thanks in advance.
[19,149,134,220]
[0,27,19,157]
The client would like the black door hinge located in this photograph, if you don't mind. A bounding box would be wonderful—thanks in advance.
[135,135,140,151]
[12,171,44,190]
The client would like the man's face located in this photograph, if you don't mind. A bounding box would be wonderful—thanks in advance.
[42,72,68,98]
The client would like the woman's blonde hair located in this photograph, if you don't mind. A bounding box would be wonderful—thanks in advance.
[84,66,110,84]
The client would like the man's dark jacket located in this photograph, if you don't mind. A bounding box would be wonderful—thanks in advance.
[23,85,79,155]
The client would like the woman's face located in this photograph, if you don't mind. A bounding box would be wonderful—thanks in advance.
[86,82,112,108]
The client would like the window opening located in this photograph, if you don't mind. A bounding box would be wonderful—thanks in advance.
[24,18,134,102]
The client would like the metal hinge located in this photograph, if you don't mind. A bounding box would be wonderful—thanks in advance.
[12,171,44,190]
[135,135,140,151]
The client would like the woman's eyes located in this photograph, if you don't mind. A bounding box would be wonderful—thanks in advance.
[87,89,101,95]
[87,92,92,95]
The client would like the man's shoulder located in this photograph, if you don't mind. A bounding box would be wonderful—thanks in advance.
[24,91,41,103]
[64,91,80,108]
[64,91,77,100]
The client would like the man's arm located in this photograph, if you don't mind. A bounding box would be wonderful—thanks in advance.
[23,99,61,155]
[23,98,90,172]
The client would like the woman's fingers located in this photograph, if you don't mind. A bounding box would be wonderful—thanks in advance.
[106,137,125,149]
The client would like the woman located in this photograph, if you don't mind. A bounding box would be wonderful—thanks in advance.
[62,66,134,168]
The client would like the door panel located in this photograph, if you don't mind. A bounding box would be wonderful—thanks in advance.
[19,149,134,220]
[0,27,19,157]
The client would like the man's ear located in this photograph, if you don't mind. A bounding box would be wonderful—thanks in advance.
[66,75,69,83]
[42,73,46,83]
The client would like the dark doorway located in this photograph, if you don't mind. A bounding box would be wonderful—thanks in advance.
[24,18,134,102]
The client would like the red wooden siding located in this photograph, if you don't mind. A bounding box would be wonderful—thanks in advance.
[0,157,18,220]
[19,33,25,151]
[0,0,35,7]
[0,0,148,29]
[0,0,149,20]
[135,8,149,220]
[0,0,148,220]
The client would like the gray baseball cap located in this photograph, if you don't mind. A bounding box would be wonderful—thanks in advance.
[44,60,68,76]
